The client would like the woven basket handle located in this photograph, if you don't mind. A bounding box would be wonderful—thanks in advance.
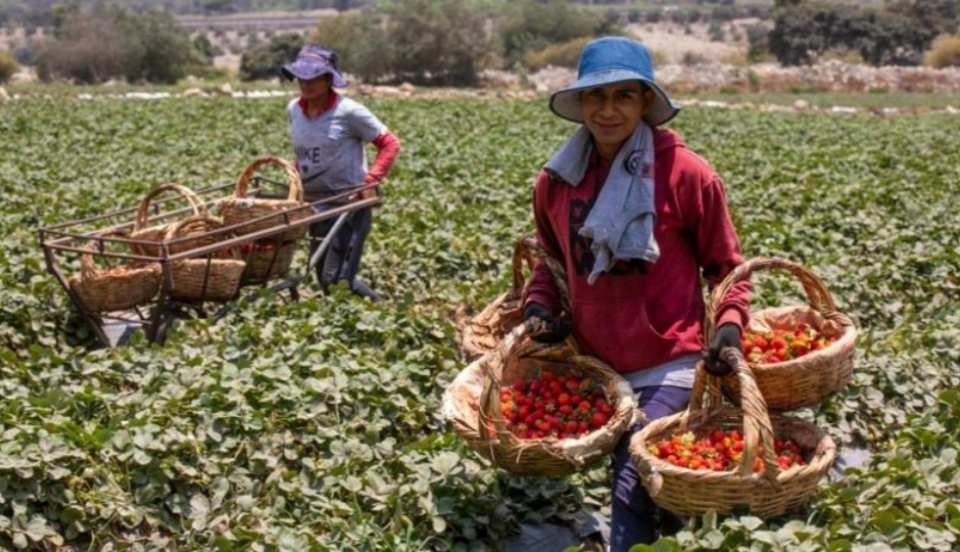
[531,241,573,316]
[704,257,852,346]
[134,183,207,232]
[164,215,239,260]
[79,229,127,280]
[682,350,781,481]
[234,156,304,202]
[510,236,537,296]
[79,240,101,280]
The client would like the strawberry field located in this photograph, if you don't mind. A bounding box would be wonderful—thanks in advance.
[1,93,959,551]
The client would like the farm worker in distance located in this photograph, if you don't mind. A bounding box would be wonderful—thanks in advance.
[521,36,751,550]
[281,44,401,303]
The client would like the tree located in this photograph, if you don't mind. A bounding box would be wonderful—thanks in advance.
[384,0,495,86]
[119,10,194,83]
[848,8,938,66]
[308,10,390,84]
[768,2,844,65]
[239,33,303,82]
[34,5,198,84]
[768,1,939,66]
[888,0,960,36]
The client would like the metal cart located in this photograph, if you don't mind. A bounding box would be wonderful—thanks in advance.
[39,176,379,348]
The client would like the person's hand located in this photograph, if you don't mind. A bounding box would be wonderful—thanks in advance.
[523,302,571,344]
[359,187,378,200]
[705,323,742,376]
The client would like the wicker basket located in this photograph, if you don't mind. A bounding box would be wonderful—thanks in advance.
[163,215,246,302]
[130,183,208,257]
[707,257,858,412]
[458,236,571,358]
[458,236,537,357]
[220,156,310,242]
[442,321,637,477]
[239,239,297,285]
[68,230,162,313]
[630,350,837,518]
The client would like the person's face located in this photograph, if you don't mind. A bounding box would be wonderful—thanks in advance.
[579,81,653,159]
[298,74,332,102]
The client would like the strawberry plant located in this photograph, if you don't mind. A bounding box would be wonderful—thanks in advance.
[0,91,957,550]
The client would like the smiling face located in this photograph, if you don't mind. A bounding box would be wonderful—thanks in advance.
[579,81,654,159]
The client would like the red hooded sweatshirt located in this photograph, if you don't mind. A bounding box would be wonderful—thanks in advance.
[524,127,751,373]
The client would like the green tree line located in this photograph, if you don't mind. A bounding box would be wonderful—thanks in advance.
[768,0,960,66]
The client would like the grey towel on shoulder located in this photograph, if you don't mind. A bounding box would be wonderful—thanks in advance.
[544,123,660,284]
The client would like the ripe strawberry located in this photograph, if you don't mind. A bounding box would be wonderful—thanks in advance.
[498,371,614,440]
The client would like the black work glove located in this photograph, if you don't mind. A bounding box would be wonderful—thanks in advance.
[523,302,571,344]
[705,323,742,376]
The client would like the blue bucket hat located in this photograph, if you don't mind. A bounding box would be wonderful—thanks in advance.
[549,37,680,127]
[282,44,347,87]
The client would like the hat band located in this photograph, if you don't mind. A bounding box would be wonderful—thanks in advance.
[302,52,334,66]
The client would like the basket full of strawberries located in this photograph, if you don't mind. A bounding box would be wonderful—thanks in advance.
[706,257,858,412]
[442,321,637,477]
[630,351,837,518]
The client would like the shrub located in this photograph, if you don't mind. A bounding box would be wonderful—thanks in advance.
[33,5,194,84]
[745,23,772,62]
[924,36,960,68]
[681,51,709,65]
[34,8,127,84]
[522,37,590,72]
[499,0,602,69]
[708,21,725,42]
[192,34,216,65]
[0,50,18,84]
[309,10,391,84]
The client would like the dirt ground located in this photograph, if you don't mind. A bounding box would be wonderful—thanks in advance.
[626,20,758,65]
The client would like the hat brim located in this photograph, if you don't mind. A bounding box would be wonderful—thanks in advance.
[281,60,347,87]
[548,68,679,127]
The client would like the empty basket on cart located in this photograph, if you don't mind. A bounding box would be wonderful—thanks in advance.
[220,156,310,242]
[68,230,162,313]
[239,238,298,285]
[163,215,246,302]
[706,257,858,412]
[130,183,208,258]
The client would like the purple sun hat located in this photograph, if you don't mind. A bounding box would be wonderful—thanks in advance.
[282,44,347,87]
[549,36,680,127]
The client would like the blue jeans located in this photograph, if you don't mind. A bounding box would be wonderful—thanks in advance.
[609,385,691,552]
[308,206,379,301]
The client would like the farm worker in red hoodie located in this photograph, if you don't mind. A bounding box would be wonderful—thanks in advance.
[282,44,401,302]
[521,36,751,550]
